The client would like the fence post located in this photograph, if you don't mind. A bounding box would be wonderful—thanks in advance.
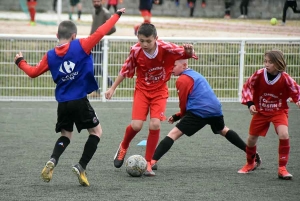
[57,0,62,25]
[101,38,109,102]
[238,40,246,102]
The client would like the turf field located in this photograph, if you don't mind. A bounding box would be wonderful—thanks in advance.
[0,102,299,201]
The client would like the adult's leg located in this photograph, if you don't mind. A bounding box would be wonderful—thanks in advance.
[53,0,57,12]
[243,0,249,16]
[291,1,300,13]
[282,1,289,23]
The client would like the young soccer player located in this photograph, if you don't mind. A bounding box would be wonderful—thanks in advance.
[148,59,261,176]
[69,0,82,21]
[27,0,37,26]
[14,8,125,186]
[238,50,300,180]
[187,0,196,17]
[133,0,160,35]
[105,23,198,176]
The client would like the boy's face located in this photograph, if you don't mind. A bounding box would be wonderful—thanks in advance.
[137,34,157,54]
[172,60,186,76]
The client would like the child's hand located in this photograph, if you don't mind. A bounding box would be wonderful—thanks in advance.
[105,88,115,99]
[14,51,23,63]
[183,44,194,56]
[249,105,258,115]
[296,101,300,108]
[117,8,126,14]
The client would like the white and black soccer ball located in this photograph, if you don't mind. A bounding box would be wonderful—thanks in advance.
[125,155,147,177]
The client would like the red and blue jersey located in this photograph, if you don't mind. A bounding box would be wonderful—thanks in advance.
[177,69,222,118]
[47,40,97,102]
[16,13,121,102]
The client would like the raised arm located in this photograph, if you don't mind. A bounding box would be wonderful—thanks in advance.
[14,51,49,78]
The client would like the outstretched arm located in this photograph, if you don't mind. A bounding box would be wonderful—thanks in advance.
[14,51,49,78]
[105,74,125,99]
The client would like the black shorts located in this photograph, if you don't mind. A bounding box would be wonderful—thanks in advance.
[70,0,80,6]
[55,97,99,133]
[176,111,225,136]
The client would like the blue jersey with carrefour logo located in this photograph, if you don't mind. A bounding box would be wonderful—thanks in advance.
[182,69,223,118]
[47,39,98,102]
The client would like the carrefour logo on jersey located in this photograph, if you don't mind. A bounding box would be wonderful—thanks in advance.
[59,61,79,82]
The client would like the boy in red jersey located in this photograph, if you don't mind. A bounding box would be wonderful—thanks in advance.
[238,50,300,180]
[133,0,159,35]
[105,23,197,176]
[148,59,261,175]
[27,0,37,26]
[14,8,125,186]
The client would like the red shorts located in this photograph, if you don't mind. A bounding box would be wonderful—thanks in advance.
[132,87,168,121]
[27,0,37,7]
[249,111,288,137]
[140,10,152,18]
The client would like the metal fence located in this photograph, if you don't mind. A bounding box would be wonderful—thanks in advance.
[0,34,299,102]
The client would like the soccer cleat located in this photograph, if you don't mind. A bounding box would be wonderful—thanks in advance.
[144,162,156,176]
[114,143,127,168]
[278,166,292,180]
[255,152,262,167]
[41,158,56,182]
[144,169,156,176]
[72,164,89,186]
[238,162,257,174]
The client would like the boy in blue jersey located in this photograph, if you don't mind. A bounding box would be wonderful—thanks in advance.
[147,59,261,175]
[14,8,126,186]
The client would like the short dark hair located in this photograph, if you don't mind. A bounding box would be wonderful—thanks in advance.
[57,20,77,40]
[138,23,157,38]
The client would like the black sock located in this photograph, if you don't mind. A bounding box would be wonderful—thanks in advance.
[152,136,174,161]
[50,136,70,165]
[79,135,100,170]
[78,10,81,19]
[225,130,246,152]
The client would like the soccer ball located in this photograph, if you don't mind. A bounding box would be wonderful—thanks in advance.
[270,18,277,26]
[125,155,147,177]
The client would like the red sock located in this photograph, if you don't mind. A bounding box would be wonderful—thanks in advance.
[145,129,160,161]
[279,139,290,167]
[121,125,139,149]
[144,19,151,23]
[28,7,36,22]
[246,145,256,164]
